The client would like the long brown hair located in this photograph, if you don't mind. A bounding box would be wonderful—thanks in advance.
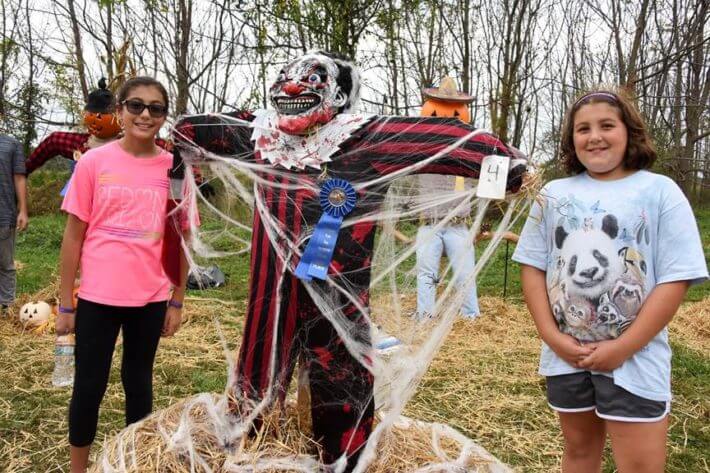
[559,88,656,175]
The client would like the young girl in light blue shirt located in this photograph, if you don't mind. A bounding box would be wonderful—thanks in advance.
[513,88,707,472]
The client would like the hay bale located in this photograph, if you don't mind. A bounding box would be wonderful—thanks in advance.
[670,299,710,354]
[93,394,510,472]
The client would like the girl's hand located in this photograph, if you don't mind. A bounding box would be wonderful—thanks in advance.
[578,339,630,372]
[161,306,182,337]
[548,332,595,368]
[55,312,75,335]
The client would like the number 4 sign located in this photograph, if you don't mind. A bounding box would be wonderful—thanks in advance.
[475,155,510,200]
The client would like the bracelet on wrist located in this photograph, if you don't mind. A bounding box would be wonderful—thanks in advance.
[58,306,75,314]
[168,299,183,309]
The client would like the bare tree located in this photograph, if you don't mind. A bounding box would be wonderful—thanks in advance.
[2,0,705,203]
[0,0,23,121]
[65,0,89,101]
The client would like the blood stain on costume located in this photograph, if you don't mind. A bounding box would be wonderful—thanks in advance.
[341,426,368,454]
[351,222,375,243]
[257,135,273,148]
[313,347,334,369]
[329,260,344,275]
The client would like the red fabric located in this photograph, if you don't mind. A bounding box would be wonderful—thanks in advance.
[161,199,182,286]
[26,132,90,174]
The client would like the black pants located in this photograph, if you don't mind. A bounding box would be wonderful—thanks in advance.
[69,298,166,447]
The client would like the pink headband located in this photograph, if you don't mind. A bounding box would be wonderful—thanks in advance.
[573,92,618,108]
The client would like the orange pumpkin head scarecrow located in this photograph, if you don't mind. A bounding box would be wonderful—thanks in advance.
[421,76,474,123]
[82,78,121,139]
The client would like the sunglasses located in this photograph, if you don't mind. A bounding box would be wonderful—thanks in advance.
[121,99,168,118]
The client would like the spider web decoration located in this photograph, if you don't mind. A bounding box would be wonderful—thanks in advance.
[97,112,530,473]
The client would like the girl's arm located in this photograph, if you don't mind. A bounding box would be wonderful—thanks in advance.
[56,214,88,334]
[579,281,689,371]
[521,264,594,367]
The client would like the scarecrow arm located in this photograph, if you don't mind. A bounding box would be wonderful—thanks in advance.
[363,116,526,192]
[172,111,256,164]
[25,132,90,174]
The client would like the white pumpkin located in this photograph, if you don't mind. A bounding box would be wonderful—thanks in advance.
[19,301,52,327]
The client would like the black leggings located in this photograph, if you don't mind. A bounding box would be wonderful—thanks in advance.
[69,298,166,447]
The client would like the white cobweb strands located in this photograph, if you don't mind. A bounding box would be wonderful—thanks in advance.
[97,113,530,472]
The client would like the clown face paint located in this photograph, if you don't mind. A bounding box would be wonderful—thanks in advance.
[269,53,347,135]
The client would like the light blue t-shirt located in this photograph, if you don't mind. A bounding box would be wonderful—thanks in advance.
[513,170,708,401]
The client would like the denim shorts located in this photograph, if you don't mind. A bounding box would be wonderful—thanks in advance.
[546,372,669,422]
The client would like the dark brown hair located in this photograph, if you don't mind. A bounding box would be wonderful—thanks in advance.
[559,87,656,174]
[116,76,169,112]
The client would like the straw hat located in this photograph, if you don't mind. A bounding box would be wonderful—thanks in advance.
[422,77,474,104]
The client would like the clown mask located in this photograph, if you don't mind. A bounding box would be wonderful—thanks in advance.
[83,111,121,139]
[269,53,348,135]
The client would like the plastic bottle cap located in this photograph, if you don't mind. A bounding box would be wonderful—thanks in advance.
[56,334,75,344]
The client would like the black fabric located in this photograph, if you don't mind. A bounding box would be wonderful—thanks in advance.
[84,78,115,113]
[546,372,596,410]
[68,298,166,447]
[592,374,667,419]
[187,264,225,289]
[546,372,668,420]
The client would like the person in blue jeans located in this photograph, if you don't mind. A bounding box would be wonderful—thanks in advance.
[415,174,479,320]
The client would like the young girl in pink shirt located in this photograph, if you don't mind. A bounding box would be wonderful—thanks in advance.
[55,77,190,473]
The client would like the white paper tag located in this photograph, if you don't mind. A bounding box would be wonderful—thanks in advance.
[476,155,509,200]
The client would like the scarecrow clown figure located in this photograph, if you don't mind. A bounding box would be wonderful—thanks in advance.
[174,51,526,471]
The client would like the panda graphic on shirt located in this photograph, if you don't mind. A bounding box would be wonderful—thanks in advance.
[547,198,649,342]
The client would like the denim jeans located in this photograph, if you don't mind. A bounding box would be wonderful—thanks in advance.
[0,226,16,305]
[416,224,479,318]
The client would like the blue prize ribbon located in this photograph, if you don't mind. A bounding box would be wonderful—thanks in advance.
[295,178,356,281]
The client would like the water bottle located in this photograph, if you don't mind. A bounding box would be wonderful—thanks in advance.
[373,325,403,355]
[52,334,75,387]
[375,335,402,355]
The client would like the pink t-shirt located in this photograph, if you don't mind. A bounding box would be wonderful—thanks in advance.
[62,141,176,306]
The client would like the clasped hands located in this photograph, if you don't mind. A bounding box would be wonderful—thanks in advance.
[550,332,631,372]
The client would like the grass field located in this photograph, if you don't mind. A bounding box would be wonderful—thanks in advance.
[0,170,708,472]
